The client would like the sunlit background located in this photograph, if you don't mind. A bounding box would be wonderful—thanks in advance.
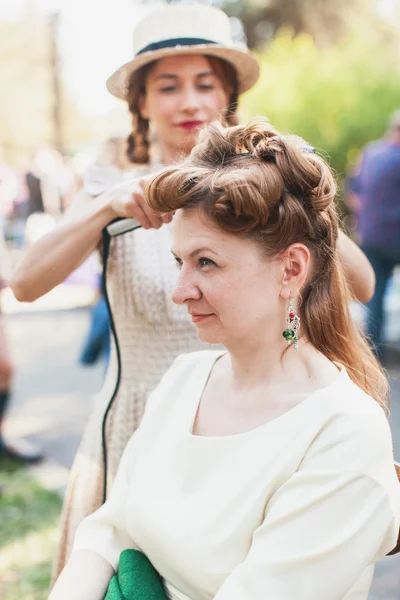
[1,1,400,599]
[2,0,400,171]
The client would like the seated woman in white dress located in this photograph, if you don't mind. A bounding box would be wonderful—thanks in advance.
[49,118,400,600]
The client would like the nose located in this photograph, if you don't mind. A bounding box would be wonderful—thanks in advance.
[172,270,202,305]
[180,84,201,114]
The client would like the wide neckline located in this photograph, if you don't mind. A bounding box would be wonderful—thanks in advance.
[187,352,348,441]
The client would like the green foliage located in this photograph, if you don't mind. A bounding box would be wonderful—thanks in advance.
[220,0,375,49]
[144,0,375,49]
[0,461,62,600]
[242,28,400,180]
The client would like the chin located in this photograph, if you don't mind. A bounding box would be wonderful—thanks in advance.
[196,327,224,345]
[182,131,199,149]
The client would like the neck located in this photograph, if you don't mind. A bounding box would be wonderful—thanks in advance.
[225,330,321,390]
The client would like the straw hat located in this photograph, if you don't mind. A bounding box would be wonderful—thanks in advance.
[106,3,260,100]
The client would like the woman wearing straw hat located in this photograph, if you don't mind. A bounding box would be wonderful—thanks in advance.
[11,2,375,582]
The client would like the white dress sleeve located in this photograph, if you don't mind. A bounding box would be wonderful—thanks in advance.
[71,353,191,569]
[72,431,140,570]
[82,164,122,197]
[214,407,400,600]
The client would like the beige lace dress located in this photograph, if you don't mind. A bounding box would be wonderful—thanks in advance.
[52,163,208,580]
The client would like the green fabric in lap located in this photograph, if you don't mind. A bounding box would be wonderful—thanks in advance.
[104,549,169,600]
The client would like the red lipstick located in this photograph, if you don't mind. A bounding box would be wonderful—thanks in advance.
[177,120,204,130]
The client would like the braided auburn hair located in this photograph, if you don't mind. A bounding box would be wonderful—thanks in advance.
[125,56,239,164]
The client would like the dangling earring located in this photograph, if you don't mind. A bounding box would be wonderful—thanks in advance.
[282,296,301,350]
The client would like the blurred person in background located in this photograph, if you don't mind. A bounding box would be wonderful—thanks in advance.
[10,3,376,582]
[0,229,42,464]
[78,274,111,369]
[0,147,19,238]
[19,149,78,246]
[25,168,45,217]
[29,146,78,219]
[347,110,400,360]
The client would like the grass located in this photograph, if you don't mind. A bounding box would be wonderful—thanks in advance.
[0,458,62,600]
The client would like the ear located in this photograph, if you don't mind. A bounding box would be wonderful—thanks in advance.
[138,94,149,120]
[279,243,311,300]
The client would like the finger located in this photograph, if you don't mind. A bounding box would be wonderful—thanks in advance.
[130,203,153,229]
[139,202,164,229]
[125,188,153,228]
[123,193,164,229]
[161,212,173,224]
[131,188,163,229]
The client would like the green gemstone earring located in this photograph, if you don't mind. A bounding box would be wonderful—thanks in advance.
[282,297,300,350]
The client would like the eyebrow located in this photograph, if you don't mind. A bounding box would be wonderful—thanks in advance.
[154,74,178,81]
[172,247,218,259]
[196,72,216,79]
[154,71,216,82]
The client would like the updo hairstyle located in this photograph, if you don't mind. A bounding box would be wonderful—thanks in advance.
[145,117,388,408]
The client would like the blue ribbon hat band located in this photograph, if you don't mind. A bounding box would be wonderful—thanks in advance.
[136,37,218,56]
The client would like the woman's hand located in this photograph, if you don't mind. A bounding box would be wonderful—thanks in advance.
[106,176,173,230]
[10,172,172,303]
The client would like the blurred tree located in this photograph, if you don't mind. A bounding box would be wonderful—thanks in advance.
[217,0,376,49]
[0,15,52,161]
[0,14,105,164]
[241,22,400,186]
[137,0,378,49]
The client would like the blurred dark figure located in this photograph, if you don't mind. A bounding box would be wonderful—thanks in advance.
[0,232,42,464]
[348,110,400,359]
[0,148,18,237]
[25,170,45,216]
[79,274,111,369]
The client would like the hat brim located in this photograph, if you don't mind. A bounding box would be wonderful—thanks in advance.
[106,44,260,100]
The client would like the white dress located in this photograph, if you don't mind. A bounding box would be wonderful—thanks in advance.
[73,350,400,600]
